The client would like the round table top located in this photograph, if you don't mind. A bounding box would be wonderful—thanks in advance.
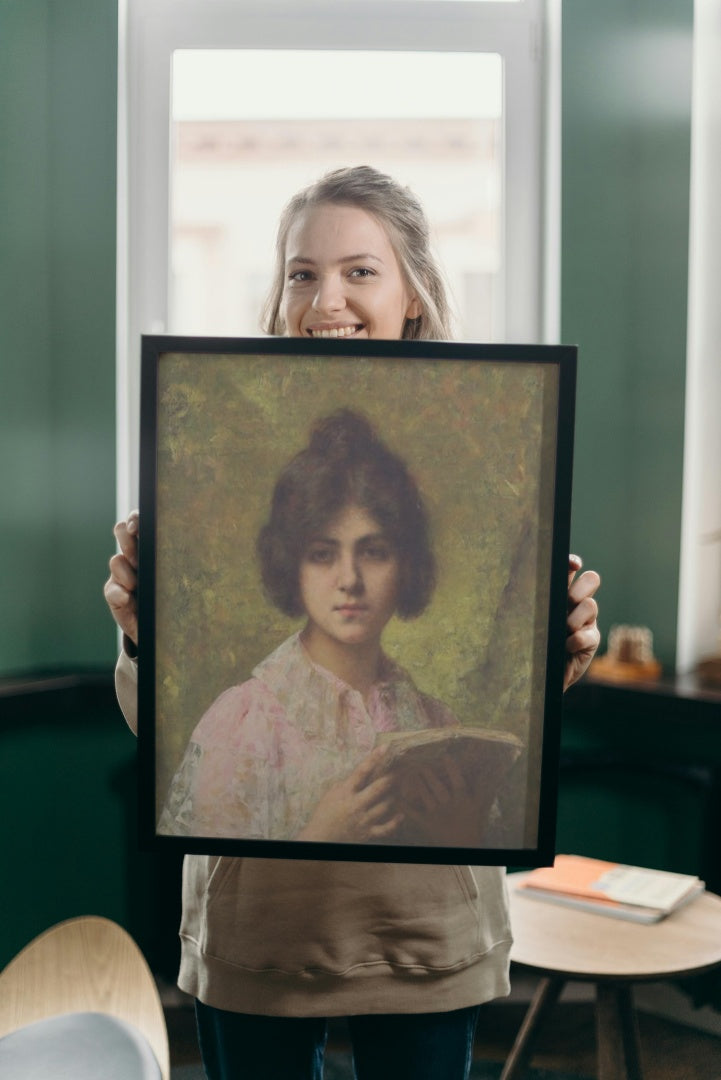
[508,871,721,981]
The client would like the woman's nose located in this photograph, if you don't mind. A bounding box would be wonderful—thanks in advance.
[313,274,345,315]
[337,553,362,592]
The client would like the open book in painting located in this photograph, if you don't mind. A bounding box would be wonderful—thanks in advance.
[373,726,524,848]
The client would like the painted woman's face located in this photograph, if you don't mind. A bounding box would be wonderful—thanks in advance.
[299,504,400,650]
[281,203,421,340]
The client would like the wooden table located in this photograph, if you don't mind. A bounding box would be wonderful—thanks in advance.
[502,873,721,1080]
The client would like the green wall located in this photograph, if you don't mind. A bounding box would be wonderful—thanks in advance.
[0,0,118,675]
[0,0,132,969]
[563,0,693,669]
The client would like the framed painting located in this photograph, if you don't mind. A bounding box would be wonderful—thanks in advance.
[137,335,576,865]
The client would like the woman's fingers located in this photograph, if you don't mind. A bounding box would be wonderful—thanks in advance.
[113,511,139,567]
[350,745,392,789]
[567,552,583,586]
[366,811,405,841]
[104,512,141,644]
[564,560,601,690]
[568,568,601,612]
[567,591,599,635]
[103,577,138,642]
[108,550,137,589]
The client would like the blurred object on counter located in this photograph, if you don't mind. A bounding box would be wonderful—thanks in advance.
[591,624,662,683]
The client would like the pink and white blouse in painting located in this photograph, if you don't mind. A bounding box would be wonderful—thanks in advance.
[158,632,456,841]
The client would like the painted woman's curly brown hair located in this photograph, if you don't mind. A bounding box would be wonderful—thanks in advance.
[257,409,436,619]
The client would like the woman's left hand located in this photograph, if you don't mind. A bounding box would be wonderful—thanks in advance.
[565,554,601,691]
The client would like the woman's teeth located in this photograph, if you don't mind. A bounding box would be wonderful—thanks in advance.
[310,325,360,338]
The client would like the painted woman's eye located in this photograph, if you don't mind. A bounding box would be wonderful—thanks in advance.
[362,542,393,561]
[305,545,334,564]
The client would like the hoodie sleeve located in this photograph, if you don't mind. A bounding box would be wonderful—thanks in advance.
[115,645,139,736]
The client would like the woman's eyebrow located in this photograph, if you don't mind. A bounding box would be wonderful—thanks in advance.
[307,531,389,545]
[286,253,384,267]
[338,253,384,265]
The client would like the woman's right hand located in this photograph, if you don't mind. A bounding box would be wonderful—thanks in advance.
[297,747,404,844]
[103,510,139,646]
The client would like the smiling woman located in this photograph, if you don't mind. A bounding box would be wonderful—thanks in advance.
[281,206,421,340]
[263,166,450,341]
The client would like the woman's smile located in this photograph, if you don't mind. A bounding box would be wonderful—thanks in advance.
[307,323,364,339]
[281,204,421,341]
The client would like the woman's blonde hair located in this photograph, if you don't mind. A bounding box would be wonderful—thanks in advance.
[261,165,454,341]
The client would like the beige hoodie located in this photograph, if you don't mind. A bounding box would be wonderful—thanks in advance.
[116,650,512,1016]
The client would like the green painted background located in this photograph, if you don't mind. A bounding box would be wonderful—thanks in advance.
[0,0,706,970]
[152,351,559,841]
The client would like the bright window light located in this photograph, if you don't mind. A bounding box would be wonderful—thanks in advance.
[170,50,503,341]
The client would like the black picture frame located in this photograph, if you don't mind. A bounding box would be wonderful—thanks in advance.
[138,335,576,866]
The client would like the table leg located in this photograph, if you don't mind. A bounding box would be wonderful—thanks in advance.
[596,982,643,1080]
[499,976,565,1080]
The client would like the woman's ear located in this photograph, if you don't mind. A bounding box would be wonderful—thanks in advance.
[406,296,423,320]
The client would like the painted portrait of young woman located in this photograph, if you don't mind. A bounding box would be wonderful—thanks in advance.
[141,336,574,864]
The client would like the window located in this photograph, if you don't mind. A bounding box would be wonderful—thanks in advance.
[169,49,503,340]
[117,0,557,510]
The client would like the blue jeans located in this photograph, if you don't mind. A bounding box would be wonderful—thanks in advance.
[195,1000,481,1080]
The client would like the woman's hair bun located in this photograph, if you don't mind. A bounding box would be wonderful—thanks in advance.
[308,409,375,460]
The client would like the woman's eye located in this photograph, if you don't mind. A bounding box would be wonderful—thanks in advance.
[363,544,392,561]
[288,269,313,283]
[306,547,334,564]
[349,267,375,279]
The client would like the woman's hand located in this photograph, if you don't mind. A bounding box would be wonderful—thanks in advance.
[565,554,601,691]
[297,747,404,844]
[103,510,140,646]
[398,756,496,847]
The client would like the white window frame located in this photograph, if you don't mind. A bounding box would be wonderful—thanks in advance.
[676,0,721,674]
[116,0,558,512]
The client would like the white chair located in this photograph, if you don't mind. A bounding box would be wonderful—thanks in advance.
[0,915,170,1079]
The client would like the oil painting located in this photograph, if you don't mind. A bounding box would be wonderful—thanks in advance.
[137,336,576,865]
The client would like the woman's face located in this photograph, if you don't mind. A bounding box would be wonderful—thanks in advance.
[281,203,421,340]
[299,503,400,650]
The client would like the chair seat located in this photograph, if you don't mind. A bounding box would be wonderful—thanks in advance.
[0,1011,163,1079]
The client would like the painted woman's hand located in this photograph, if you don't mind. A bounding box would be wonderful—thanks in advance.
[297,747,404,843]
[564,554,601,691]
[400,756,496,847]
[103,510,140,646]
